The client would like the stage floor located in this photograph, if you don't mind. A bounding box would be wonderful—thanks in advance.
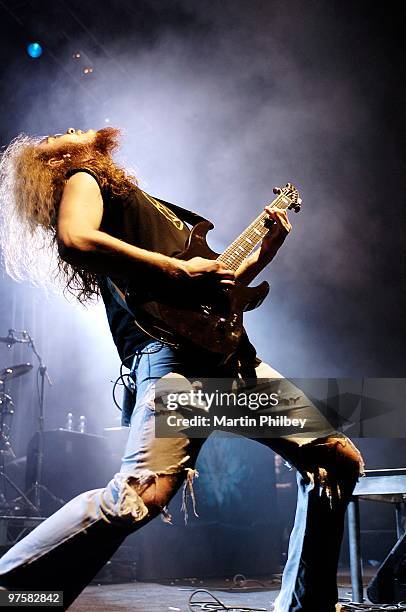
[69,576,356,611]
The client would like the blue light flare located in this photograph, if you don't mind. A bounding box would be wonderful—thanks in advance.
[27,42,43,59]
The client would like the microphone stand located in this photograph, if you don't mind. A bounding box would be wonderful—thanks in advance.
[21,332,66,513]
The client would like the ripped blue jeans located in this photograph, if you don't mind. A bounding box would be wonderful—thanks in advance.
[0,341,363,611]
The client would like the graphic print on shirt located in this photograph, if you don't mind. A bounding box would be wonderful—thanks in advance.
[141,190,184,231]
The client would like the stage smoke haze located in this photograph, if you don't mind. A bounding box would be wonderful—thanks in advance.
[0,1,404,451]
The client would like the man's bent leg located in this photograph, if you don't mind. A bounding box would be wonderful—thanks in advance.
[253,362,364,612]
[269,435,363,612]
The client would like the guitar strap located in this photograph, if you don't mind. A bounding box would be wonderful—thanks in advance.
[152,195,208,226]
[106,277,133,315]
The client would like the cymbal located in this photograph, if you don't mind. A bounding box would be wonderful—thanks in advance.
[0,363,33,383]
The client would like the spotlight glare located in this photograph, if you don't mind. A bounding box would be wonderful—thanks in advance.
[27,42,43,58]
[72,52,81,59]
[83,66,93,75]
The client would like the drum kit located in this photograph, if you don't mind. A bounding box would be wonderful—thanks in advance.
[0,330,62,516]
[0,363,33,457]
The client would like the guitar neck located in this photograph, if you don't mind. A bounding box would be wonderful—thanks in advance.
[217,194,291,272]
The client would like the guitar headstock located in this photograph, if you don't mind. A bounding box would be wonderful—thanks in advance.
[272,183,302,213]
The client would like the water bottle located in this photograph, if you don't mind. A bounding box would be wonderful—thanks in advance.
[65,412,73,431]
[78,415,87,434]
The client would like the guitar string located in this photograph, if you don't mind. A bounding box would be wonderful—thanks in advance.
[220,196,291,257]
[220,213,288,269]
[219,222,275,269]
[220,213,272,262]
[220,201,293,265]
[218,196,292,270]
[227,196,292,246]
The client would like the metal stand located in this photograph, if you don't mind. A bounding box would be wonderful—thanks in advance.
[0,386,39,514]
[348,468,406,605]
[0,330,61,548]
[23,333,66,512]
[347,498,364,603]
[0,453,38,515]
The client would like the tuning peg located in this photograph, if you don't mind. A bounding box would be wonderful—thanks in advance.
[294,204,301,213]
[273,187,281,195]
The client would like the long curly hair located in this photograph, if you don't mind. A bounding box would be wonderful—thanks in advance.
[0,127,136,302]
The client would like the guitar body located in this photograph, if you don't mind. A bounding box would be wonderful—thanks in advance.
[125,220,270,359]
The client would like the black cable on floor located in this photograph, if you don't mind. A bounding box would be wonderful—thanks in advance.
[339,602,406,611]
[188,588,267,611]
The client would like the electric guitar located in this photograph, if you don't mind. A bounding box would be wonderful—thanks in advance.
[120,183,302,361]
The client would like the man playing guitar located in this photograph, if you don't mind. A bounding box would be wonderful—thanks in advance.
[0,126,363,611]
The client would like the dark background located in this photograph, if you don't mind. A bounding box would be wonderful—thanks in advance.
[0,0,405,577]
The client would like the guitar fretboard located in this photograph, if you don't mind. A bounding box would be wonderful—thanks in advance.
[216,195,291,271]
